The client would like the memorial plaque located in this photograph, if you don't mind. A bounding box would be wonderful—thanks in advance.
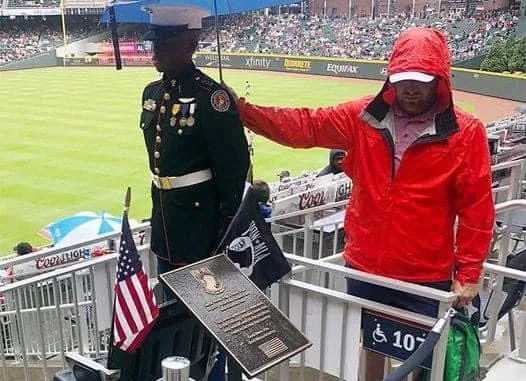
[159,255,312,378]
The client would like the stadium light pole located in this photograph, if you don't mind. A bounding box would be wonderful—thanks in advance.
[59,0,68,66]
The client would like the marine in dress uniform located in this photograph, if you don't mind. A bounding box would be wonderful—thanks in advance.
[139,5,250,273]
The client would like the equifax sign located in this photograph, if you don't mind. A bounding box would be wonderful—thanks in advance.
[326,63,358,75]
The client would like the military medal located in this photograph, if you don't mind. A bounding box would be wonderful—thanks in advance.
[171,104,180,116]
[143,99,156,112]
[186,104,196,127]
[179,103,189,127]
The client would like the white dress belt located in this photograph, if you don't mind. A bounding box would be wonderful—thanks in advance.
[151,169,213,190]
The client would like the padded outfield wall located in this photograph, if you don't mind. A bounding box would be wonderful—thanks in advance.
[194,52,526,102]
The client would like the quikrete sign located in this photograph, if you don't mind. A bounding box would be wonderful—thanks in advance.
[283,58,312,72]
[362,310,433,370]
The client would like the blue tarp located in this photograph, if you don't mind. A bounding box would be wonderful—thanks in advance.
[101,0,299,24]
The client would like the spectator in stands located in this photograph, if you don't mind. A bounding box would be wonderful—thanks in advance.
[317,149,346,177]
[252,179,272,218]
[13,242,34,255]
[278,170,291,182]
[225,27,494,381]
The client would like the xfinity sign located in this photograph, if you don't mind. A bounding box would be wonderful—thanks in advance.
[245,57,272,69]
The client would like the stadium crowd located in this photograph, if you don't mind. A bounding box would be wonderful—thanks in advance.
[0,7,519,64]
[0,16,101,64]
[200,8,519,61]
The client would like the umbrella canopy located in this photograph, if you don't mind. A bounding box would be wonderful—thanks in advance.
[100,0,299,24]
[42,211,124,247]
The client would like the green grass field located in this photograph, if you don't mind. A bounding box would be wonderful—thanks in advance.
[0,67,476,255]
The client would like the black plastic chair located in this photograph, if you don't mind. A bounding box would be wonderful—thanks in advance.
[472,248,526,350]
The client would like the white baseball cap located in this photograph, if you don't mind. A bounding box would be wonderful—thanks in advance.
[389,71,435,83]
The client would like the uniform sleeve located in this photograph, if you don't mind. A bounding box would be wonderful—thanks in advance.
[202,90,250,222]
[238,98,357,150]
[454,120,495,284]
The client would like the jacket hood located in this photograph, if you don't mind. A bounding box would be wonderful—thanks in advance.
[366,27,455,120]
[388,27,451,89]
[329,149,346,164]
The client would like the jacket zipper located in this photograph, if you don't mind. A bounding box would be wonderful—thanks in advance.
[380,128,396,182]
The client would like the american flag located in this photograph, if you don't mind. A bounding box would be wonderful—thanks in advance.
[112,213,159,353]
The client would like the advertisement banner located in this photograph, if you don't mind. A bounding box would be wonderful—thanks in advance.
[282,57,312,73]
[272,176,351,217]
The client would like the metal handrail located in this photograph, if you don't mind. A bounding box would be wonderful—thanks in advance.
[0,222,150,267]
[495,199,526,214]
[483,262,526,282]
[0,251,121,293]
[284,254,458,303]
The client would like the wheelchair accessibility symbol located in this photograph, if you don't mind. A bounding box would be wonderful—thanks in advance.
[372,323,388,344]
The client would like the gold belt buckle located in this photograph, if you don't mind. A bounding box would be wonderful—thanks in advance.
[159,177,172,189]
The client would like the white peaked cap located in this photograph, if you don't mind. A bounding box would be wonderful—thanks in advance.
[142,4,211,29]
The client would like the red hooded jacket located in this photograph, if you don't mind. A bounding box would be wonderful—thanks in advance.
[238,28,495,284]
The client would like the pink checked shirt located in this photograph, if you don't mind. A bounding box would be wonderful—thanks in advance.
[393,105,437,174]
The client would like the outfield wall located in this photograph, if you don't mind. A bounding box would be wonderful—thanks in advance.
[194,53,526,102]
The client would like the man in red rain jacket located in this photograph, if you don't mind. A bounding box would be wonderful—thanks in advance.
[225,27,495,380]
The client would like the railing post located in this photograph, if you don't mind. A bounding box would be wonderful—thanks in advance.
[486,213,512,342]
[509,309,526,363]
[429,302,451,381]
[278,279,290,381]
[303,213,315,283]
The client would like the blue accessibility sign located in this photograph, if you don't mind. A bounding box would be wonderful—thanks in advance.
[362,310,433,370]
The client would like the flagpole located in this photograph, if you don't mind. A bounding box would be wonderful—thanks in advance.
[213,0,223,82]
[59,0,68,66]
[108,186,131,363]
[245,83,254,184]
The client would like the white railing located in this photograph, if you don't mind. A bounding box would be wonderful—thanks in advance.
[0,243,151,381]
[1,159,525,380]
[275,254,457,381]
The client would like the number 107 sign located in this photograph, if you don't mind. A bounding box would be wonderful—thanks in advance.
[362,310,433,370]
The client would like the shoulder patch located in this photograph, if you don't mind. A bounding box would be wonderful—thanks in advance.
[211,90,231,112]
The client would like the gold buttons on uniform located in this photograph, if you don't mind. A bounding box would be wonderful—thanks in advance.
[154,151,160,159]
[154,167,160,174]
[141,122,145,128]
[160,106,166,114]
[156,136,161,143]
[164,93,170,101]
[194,201,200,208]
[177,129,183,135]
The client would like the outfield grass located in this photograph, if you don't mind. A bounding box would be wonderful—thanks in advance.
[0,67,475,255]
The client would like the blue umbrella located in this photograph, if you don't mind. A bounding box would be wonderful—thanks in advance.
[100,0,299,24]
[42,211,124,247]
[101,0,298,72]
